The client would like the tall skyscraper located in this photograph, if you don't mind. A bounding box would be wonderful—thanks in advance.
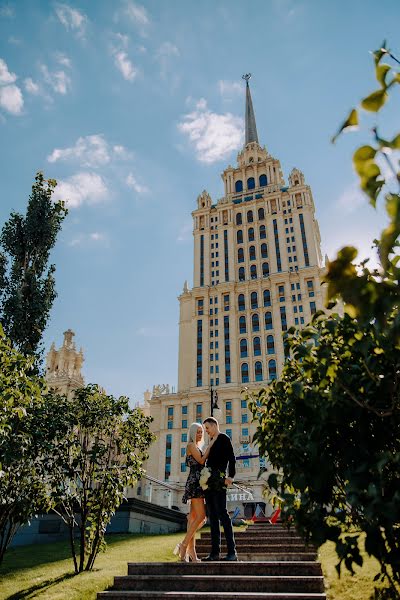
[145,76,327,515]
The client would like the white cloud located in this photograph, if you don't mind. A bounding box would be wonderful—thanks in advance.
[8,36,21,45]
[124,1,149,27]
[55,52,72,68]
[56,172,108,208]
[0,84,23,114]
[218,79,242,98]
[113,144,133,159]
[40,63,71,95]
[24,77,40,95]
[126,172,149,194]
[114,32,129,49]
[69,231,107,246]
[0,57,16,84]
[48,134,110,166]
[0,4,14,18]
[55,3,87,38]
[89,231,105,241]
[48,134,131,168]
[178,101,243,163]
[113,50,137,81]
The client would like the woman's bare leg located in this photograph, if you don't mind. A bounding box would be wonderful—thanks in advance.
[180,498,206,560]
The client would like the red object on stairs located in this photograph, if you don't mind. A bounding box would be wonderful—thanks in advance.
[269,508,281,524]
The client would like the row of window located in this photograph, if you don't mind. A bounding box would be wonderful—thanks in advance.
[238,290,271,310]
[241,360,276,383]
[239,313,274,333]
[235,175,268,193]
[237,226,267,243]
[238,263,270,281]
[238,244,268,262]
[240,335,275,357]
[236,209,264,225]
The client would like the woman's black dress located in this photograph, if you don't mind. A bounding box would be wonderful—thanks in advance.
[182,450,204,504]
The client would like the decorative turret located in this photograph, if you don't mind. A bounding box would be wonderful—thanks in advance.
[197,190,212,210]
[289,168,305,187]
[46,329,84,398]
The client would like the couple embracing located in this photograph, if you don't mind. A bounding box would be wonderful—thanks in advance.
[174,416,237,562]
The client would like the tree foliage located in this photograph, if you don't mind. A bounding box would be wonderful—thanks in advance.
[43,384,154,573]
[249,42,400,590]
[0,325,49,564]
[0,172,67,360]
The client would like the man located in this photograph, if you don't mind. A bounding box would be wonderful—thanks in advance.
[202,416,237,561]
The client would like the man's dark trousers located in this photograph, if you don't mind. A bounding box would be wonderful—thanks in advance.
[206,488,236,556]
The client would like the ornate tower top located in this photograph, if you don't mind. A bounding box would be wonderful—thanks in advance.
[46,329,84,397]
[242,73,259,146]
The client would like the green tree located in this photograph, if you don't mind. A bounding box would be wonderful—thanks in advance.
[0,172,67,360]
[0,326,49,564]
[249,43,400,591]
[44,384,154,573]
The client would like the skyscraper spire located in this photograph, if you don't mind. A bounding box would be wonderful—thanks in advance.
[242,73,259,145]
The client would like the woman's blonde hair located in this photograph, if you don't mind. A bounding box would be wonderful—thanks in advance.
[188,422,204,446]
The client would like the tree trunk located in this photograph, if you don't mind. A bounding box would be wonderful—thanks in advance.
[68,520,78,574]
[0,518,19,565]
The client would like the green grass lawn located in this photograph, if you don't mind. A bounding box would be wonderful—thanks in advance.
[319,539,398,600]
[0,531,398,599]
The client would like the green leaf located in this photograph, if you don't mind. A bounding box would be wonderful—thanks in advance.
[390,133,400,149]
[331,109,358,144]
[361,89,388,112]
[375,64,391,87]
[353,145,376,169]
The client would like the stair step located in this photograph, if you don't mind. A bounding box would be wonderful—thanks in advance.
[196,544,311,552]
[112,575,324,593]
[127,562,323,577]
[98,592,327,599]
[197,553,318,562]
[197,533,304,544]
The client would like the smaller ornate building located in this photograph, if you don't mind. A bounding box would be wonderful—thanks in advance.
[45,329,84,398]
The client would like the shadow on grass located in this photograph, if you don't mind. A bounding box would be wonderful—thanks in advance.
[370,585,400,600]
[5,572,76,600]
[0,532,172,576]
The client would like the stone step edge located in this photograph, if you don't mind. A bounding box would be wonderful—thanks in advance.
[127,561,322,566]
[98,592,327,599]
[114,575,324,581]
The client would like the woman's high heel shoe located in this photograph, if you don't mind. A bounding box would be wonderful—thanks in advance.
[187,550,201,563]
[173,543,189,562]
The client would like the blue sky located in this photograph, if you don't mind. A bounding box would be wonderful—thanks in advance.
[0,0,398,404]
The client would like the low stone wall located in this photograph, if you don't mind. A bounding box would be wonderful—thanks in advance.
[11,498,186,547]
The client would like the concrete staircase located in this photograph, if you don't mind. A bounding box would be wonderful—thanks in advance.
[97,522,326,599]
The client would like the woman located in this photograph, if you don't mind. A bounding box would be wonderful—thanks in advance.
[174,422,215,562]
